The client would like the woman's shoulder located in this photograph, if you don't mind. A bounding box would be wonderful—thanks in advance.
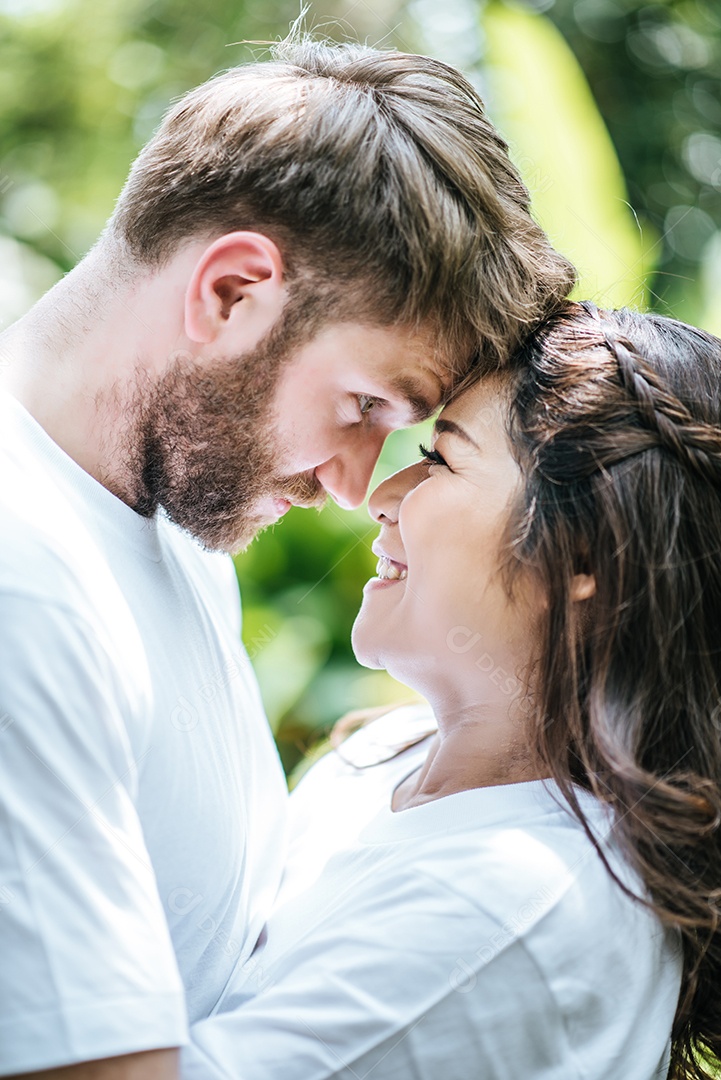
[356,775,645,942]
[295,702,667,961]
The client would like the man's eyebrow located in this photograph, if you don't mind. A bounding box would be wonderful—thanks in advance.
[387,374,441,423]
[433,417,480,449]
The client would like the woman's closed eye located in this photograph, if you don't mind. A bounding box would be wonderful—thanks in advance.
[419,443,449,469]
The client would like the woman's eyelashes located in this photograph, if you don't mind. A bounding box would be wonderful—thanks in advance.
[419,443,448,468]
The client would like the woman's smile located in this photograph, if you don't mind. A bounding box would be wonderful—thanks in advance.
[375,556,407,581]
[353,377,530,692]
[370,544,408,587]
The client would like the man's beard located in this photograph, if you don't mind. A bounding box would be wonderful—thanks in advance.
[122,327,325,553]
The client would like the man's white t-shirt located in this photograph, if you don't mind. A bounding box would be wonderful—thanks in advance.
[184,705,683,1080]
[0,391,288,1074]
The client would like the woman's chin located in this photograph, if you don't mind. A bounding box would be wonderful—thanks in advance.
[351,611,387,672]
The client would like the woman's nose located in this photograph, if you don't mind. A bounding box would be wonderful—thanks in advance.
[368,462,428,524]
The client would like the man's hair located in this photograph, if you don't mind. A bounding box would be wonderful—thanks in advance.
[108,39,576,371]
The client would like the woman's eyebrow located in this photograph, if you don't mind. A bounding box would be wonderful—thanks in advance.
[433,417,480,448]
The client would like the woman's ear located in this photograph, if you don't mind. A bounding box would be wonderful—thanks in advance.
[570,572,596,602]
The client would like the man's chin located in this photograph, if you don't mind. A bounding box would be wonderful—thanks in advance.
[160,507,276,556]
[226,516,277,556]
[225,498,297,554]
[227,494,325,554]
[162,495,298,556]
[254,495,294,523]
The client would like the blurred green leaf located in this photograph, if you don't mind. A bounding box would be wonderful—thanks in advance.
[484,1,656,309]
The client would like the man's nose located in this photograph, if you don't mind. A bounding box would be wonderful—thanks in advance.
[315,437,386,511]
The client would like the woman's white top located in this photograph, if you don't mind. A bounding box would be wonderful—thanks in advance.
[183,705,682,1080]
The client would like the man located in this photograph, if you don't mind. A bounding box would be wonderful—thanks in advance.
[0,37,574,1080]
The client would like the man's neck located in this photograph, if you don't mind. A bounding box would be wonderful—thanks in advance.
[0,246,180,502]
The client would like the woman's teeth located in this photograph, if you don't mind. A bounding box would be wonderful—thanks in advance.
[376,555,407,581]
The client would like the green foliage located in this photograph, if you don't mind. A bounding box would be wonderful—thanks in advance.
[540,0,721,329]
[0,0,301,271]
[484,1,656,308]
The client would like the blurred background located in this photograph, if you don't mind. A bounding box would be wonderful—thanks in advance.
[2,0,720,776]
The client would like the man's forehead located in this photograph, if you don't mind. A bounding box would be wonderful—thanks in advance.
[382,371,433,422]
[363,320,475,421]
[388,344,476,421]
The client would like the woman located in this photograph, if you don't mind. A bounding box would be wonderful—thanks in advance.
[184,302,721,1080]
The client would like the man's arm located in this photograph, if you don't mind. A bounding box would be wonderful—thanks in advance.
[0,597,187,1076]
[8,1049,179,1080]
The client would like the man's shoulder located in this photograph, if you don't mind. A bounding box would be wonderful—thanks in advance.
[0,486,81,599]
[0,448,130,637]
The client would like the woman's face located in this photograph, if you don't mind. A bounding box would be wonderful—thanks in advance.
[352,377,540,703]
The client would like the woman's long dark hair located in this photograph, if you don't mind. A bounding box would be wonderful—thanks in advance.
[508,301,721,1078]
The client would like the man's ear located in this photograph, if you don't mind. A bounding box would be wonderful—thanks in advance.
[570,572,596,602]
[184,232,286,345]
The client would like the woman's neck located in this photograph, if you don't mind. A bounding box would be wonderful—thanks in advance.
[391,698,544,812]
